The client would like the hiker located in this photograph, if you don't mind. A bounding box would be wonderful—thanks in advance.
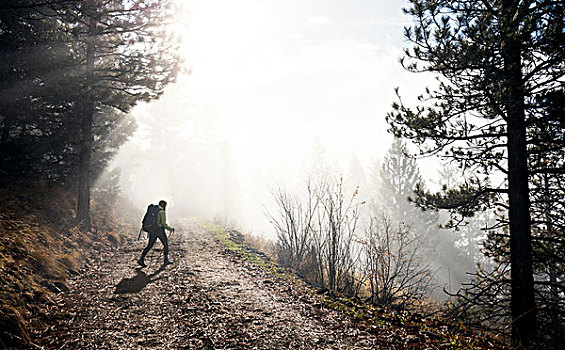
[138,200,175,267]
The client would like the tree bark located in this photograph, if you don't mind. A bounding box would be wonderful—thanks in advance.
[501,0,537,346]
[76,14,96,230]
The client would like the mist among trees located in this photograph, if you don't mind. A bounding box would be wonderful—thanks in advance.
[0,0,180,229]
[1,0,563,348]
[387,0,565,347]
[268,139,486,305]
[270,0,565,348]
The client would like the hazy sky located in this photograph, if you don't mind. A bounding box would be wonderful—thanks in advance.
[174,0,431,168]
[116,0,435,233]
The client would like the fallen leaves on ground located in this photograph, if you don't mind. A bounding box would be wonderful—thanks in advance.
[30,220,511,349]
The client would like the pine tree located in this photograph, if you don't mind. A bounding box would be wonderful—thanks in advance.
[0,3,78,180]
[379,138,423,220]
[526,89,565,348]
[0,1,179,230]
[345,153,368,203]
[65,0,181,229]
[378,138,443,280]
[387,0,565,345]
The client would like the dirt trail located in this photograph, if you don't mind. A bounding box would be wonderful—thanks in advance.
[32,221,380,349]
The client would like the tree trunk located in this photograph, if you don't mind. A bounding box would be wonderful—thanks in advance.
[506,87,537,347]
[549,271,561,349]
[501,0,537,346]
[76,15,96,230]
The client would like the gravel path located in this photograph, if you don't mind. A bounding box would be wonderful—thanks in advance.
[32,221,381,349]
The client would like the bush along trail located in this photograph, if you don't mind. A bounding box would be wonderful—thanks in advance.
[30,220,512,350]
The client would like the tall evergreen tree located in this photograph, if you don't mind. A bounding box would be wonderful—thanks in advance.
[345,153,369,203]
[525,89,565,348]
[0,1,180,228]
[64,0,181,229]
[378,138,444,280]
[0,3,78,180]
[386,0,564,345]
[379,138,424,220]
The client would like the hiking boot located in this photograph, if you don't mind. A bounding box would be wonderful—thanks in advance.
[137,259,147,268]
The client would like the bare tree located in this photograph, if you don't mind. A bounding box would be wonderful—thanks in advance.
[316,177,362,294]
[361,212,434,310]
[269,176,364,295]
[268,180,319,279]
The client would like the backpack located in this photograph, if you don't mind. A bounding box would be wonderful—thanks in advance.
[142,204,160,232]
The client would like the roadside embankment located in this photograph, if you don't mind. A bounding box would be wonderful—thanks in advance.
[0,181,138,348]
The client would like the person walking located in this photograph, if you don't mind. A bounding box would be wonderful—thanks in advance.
[138,200,174,267]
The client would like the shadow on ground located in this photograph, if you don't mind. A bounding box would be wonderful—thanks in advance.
[114,267,165,294]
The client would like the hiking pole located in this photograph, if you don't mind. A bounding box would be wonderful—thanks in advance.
[137,227,143,241]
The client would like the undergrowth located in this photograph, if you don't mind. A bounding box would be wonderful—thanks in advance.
[0,180,139,348]
[197,218,513,350]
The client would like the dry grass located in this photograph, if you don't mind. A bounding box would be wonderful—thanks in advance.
[241,232,275,258]
[29,248,66,280]
[0,180,134,347]
[59,253,79,271]
[107,231,121,245]
[0,305,31,347]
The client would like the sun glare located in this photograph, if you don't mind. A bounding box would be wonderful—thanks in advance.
[177,1,277,92]
[119,0,436,237]
[161,0,431,185]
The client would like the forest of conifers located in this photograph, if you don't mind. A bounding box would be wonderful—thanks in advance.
[252,1,565,348]
[0,0,180,228]
[1,1,564,349]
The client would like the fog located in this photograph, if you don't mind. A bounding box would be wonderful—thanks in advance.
[110,0,441,236]
[106,1,492,297]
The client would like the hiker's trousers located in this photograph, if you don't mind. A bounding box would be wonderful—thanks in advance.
[140,228,168,262]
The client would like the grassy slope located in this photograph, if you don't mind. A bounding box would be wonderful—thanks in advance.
[0,181,138,348]
[199,219,514,350]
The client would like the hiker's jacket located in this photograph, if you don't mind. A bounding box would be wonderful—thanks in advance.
[158,205,173,231]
